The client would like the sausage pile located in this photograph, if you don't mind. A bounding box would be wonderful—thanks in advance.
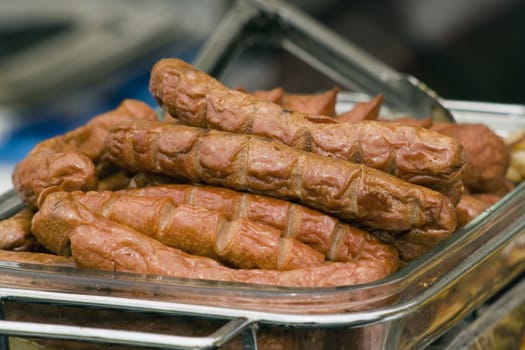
[0,58,516,288]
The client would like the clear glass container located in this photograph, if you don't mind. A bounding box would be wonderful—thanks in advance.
[1,95,525,350]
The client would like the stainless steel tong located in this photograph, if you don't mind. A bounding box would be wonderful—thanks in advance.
[194,0,455,122]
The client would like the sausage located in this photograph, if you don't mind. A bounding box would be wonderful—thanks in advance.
[432,122,511,194]
[455,193,501,228]
[96,171,132,191]
[12,99,157,208]
[106,120,457,237]
[33,191,396,286]
[282,88,340,116]
[33,192,395,287]
[68,190,325,271]
[336,94,383,122]
[372,227,454,262]
[149,58,465,203]
[118,184,400,266]
[252,87,284,104]
[381,193,501,260]
[0,208,35,251]
[254,87,340,116]
[0,250,74,267]
[71,222,393,286]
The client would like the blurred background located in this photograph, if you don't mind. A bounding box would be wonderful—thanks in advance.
[0,0,524,192]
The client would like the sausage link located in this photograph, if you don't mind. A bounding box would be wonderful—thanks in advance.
[32,191,395,286]
[0,250,74,267]
[118,184,400,264]
[432,122,511,194]
[106,120,457,237]
[149,58,465,203]
[37,191,324,270]
[12,99,157,208]
[0,208,38,251]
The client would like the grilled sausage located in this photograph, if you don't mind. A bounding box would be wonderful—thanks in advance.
[33,191,396,286]
[432,122,511,194]
[0,250,74,267]
[118,184,400,265]
[68,190,325,271]
[12,99,157,208]
[149,58,465,203]
[455,193,501,228]
[280,87,340,116]
[336,94,383,122]
[0,208,35,251]
[106,120,457,237]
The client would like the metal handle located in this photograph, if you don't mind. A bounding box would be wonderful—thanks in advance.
[0,287,257,350]
[194,0,454,122]
[0,318,255,350]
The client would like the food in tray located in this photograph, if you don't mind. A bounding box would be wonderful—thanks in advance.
[252,86,341,117]
[11,99,158,208]
[0,207,37,251]
[150,59,466,204]
[102,185,398,268]
[0,58,517,287]
[431,122,511,194]
[106,120,456,236]
[506,129,525,183]
[29,190,396,287]
[0,249,73,266]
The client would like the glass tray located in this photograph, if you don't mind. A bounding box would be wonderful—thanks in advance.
[2,0,525,348]
[0,93,525,349]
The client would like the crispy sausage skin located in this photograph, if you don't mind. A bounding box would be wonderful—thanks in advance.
[106,120,457,237]
[12,99,157,208]
[149,58,465,203]
[118,184,400,265]
[33,191,397,287]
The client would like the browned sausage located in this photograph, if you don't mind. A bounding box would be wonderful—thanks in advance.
[0,208,35,251]
[106,120,457,237]
[336,94,383,122]
[12,99,157,208]
[252,87,284,104]
[149,58,465,203]
[0,250,74,267]
[67,190,325,271]
[431,122,511,194]
[281,87,340,116]
[96,171,132,191]
[118,184,400,265]
[33,191,396,286]
[455,193,502,228]
[253,87,340,116]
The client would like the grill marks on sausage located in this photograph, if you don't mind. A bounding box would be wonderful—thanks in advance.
[66,191,324,271]
[117,184,400,266]
[106,120,456,239]
[149,58,466,204]
[34,192,397,287]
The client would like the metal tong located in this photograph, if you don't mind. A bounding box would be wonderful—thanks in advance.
[194,0,455,122]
